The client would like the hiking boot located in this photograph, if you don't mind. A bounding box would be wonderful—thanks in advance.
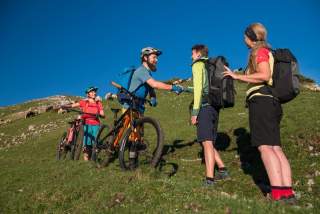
[215,170,230,181]
[203,179,215,187]
[282,195,298,205]
[265,195,287,204]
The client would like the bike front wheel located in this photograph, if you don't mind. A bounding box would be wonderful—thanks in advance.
[56,132,68,160]
[74,125,84,160]
[92,125,114,167]
[69,128,78,160]
[118,117,164,170]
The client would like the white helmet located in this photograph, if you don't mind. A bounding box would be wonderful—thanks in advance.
[141,47,162,58]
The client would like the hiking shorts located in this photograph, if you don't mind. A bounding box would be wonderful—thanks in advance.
[197,105,220,142]
[248,96,283,147]
[83,124,100,147]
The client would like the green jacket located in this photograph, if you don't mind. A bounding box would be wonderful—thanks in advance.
[188,57,209,116]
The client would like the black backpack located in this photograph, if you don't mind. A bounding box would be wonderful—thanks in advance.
[205,56,235,108]
[258,49,300,104]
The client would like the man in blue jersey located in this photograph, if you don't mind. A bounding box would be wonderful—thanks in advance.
[123,47,184,113]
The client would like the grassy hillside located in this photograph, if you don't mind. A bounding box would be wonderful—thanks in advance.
[0,82,319,213]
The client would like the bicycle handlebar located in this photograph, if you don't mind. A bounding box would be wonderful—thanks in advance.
[111,81,122,90]
[111,81,152,106]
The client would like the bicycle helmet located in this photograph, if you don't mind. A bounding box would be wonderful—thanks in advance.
[140,47,162,58]
[85,86,98,94]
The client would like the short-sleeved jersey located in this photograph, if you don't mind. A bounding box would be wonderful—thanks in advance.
[79,99,103,125]
[246,47,274,100]
[128,65,153,99]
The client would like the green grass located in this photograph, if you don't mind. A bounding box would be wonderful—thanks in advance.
[0,82,319,213]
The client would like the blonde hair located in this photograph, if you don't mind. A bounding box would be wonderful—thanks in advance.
[246,23,271,73]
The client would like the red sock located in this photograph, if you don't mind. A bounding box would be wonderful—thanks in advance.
[279,188,287,198]
[283,187,294,197]
[271,187,283,200]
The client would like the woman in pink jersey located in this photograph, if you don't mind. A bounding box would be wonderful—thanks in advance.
[223,23,296,204]
[68,86,105,160]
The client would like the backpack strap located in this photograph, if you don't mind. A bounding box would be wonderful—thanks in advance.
[127,68,136,90]
[126,68,146,94]
[245,86,279,104]
[132,82,150,94]
[191,57,207,66]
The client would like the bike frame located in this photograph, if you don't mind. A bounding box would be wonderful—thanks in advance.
[98,108,141,148]
[66,119,81,143]
[97,82,149,148]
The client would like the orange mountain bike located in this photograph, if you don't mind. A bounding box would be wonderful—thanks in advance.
[92,82,164,170]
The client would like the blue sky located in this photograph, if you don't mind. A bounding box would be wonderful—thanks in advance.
[0,0,319,106]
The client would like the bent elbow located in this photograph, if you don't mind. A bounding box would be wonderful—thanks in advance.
[261,73,271,82]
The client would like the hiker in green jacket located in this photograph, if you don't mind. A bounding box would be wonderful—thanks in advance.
[187,44,229,185]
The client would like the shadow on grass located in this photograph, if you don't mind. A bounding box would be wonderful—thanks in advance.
[160,133,232,173]
[158,160,179,177]
[197,132,231,164]
[215,132,231,151]
[234,127,270,195]
[162,139,197,157]
[158,139,197,177]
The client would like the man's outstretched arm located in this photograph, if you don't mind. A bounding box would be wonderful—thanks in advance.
[146,78,172,90]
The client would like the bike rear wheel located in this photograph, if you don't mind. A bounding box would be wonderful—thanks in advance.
[118,117,164,170]
[56,132,69,160]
